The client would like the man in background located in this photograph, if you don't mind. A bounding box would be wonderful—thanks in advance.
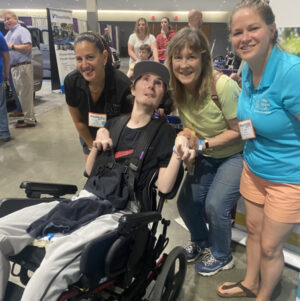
[4,11,36,128]
[188,9,203,29]
[103,27,112,47]
[0,31,11,143]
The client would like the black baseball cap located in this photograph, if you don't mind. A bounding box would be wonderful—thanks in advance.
[133,61,170,88]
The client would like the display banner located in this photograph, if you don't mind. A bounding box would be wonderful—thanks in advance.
[47,8,76,92]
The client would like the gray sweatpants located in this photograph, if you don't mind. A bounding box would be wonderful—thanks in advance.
[0,197,129,301]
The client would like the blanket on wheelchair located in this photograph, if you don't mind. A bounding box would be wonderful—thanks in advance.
[26,197,115,238]
[27,162,130,238]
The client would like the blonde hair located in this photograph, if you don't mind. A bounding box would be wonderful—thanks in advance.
[165,27,213,109]
[134,18,150,37]
[3,10,18,19]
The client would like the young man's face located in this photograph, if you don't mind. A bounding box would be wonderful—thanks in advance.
[138,49,150,61]
[131,73,165,110]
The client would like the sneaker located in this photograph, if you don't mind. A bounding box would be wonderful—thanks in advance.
[184,242,208,262]
[195,251,234,276]
[9,111,24,118]
[15,120,37,128]
[0,136,11,143]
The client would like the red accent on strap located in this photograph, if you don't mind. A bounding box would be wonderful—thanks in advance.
[114,149,134,159]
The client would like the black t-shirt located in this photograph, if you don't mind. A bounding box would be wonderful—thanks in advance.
[114,122,176,189]
[85,118,176,200]
[64,67,132,139]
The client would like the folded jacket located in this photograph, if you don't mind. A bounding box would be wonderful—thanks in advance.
[27,197,114,238]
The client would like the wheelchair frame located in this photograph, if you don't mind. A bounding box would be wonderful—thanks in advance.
[1,166,186,301]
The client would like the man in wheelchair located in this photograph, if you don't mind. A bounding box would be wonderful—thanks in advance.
[0,61,196,301]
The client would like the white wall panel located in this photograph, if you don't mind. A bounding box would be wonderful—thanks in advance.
[270,0,300,27]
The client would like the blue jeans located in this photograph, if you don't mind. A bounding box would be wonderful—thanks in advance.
[0,83,10,139]
[177,152,243,260]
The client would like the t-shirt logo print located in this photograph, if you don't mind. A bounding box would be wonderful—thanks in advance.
[254,97,271,114]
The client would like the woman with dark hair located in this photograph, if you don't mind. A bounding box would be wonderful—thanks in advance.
[64,32,132,161]
[165,27,244,276]
[218,0,300,299]
[127,17,158,70]
[156,17,175,63]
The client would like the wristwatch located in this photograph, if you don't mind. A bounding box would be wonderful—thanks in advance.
[11,44,15,50]
[204,139,210,149]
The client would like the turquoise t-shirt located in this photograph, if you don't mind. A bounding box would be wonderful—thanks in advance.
[237,45,300,184]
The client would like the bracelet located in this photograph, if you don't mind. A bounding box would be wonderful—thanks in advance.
[204,139,209,149]
[198,139,203,153]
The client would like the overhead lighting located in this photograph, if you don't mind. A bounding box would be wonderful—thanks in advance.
[11,9,46,13]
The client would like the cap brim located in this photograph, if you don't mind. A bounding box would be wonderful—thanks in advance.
[133,61,169,87]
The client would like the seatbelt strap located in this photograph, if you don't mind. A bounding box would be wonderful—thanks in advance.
[110,115,131,147]
[127,118,166,206]
[105,115,166,209]
[89,115,130,177]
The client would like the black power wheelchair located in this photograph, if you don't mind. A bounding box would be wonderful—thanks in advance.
[0,164,186,301]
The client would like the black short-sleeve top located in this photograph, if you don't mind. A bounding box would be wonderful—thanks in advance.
[64,67,132,139]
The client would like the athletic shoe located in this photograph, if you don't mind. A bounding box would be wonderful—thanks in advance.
[0,136,11,143]
[184,242,208,262]
[195,250,234,276]
[9,111,24,118]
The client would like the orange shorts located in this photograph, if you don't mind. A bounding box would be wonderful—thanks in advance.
[240,162,300,223]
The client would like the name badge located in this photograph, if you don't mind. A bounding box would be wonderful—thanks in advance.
[88,112,107,128]
[238,119,256,140]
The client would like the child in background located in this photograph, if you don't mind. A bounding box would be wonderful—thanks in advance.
[127,44,152,78]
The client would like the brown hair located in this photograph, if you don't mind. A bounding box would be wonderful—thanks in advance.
[165,27,213,109]
[74,31,113,66]
[161,17,172,30]
[228,0,277,44]
[139,44,151,54]
[134,18,150,37]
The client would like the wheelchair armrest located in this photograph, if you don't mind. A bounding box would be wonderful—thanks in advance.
[0,198,56,218]
[20,181,77,198]
[118,211,161,234]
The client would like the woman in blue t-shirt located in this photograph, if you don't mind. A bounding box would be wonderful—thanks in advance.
[218,1,300,300]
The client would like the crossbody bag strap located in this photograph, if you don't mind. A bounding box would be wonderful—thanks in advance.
[211,71,223,110]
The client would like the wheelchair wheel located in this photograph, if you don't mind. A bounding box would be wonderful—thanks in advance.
[151,246,187,301]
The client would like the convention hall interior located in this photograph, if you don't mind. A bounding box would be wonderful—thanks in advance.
[0,0,299,300]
